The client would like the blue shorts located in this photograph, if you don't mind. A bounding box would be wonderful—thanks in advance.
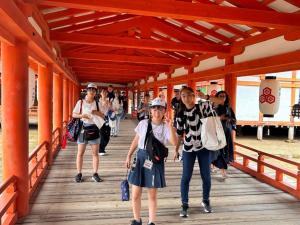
[77,123,101,145]
[128,149,166,188]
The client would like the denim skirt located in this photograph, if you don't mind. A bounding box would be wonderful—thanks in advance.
[128,149,166,188]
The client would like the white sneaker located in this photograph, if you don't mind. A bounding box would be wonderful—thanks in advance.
[99,152,106,156]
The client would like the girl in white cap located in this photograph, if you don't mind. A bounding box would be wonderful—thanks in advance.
[72,83,105,183]
[125,97,178,225]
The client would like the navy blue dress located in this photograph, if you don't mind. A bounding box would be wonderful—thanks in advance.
[212,105,236,169]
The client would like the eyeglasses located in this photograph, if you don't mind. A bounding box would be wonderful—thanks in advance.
[151,106,165,111]
[218,95,226,98]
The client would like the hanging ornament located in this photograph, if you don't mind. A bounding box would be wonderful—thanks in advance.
[259,76,280,117]
[207,81,221,96]
[291,89,300,118]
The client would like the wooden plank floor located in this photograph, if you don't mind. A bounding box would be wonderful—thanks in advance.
[18,119,300,225]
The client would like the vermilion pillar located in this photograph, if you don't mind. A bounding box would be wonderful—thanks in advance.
[53,73,63,141]
[73,83,77,105]
[63,78,69,122]
[38,64,53,165]
[1,41,29,216]
[153,85,159,98]
[167,83,173,116]
[225,57,237,112]
[69,81,73,119]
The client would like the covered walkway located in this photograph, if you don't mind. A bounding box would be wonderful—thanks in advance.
[17,119,300,225]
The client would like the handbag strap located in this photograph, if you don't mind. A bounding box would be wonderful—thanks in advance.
[96,100,100,111]
[144,119,153,150]
[79,100,83,114]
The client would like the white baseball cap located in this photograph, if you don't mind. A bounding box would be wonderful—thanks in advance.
[151,97,167,108]
[87,83,97,89]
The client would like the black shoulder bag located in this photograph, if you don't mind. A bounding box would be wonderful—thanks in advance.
[83,100,100,141]
[144,120,169,164]
[67,100,83,142]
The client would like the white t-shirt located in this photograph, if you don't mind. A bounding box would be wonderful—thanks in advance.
[73,99,98,124]
[135,119,171,149]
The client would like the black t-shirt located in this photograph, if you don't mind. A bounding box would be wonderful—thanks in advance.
[107,91,115,102]
[171,97,181,111]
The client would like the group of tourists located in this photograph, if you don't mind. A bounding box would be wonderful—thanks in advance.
[71,83,236,225]
[72,83,127,183]
[126,86,236,225]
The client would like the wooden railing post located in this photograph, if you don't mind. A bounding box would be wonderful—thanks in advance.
[297,165,300,199]
[257,153,265,174]
[243,157,249,167]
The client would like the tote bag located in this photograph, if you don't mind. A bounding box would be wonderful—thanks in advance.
[200,103,227,151]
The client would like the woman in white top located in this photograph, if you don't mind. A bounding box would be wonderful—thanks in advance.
[99,89,112,156]
[110,91,123,136]
[125,98,178,225]
[72,83,105,183]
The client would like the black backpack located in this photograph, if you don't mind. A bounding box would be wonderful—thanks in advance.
[144,120,168,164]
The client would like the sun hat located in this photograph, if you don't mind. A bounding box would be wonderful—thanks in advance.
[151,97,167,108]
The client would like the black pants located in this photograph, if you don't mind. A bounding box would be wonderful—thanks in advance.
[99,125,111,153]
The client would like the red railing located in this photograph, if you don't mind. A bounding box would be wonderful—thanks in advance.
[0,176,18,225]
[28,141,49,197]
[233,142,300,200]
[52,128,61,157]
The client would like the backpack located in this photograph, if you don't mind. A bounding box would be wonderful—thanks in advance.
[144,120,168,164]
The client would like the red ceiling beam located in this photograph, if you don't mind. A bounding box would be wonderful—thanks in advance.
[48,11,116,29]
[50,31,230,54]
[68,61,169,72]
[36,0,300,29]
[73,68,154,76]
[44,8,86,21]
[53,14,136,32]
[62,51,192,65]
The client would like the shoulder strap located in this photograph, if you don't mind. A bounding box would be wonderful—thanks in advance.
[79,100,83,114]
[96,100,99,111]
[144,119,152,149]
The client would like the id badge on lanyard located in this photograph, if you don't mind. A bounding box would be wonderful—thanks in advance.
[143,159,153,170]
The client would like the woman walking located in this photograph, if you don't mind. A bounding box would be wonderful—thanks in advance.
[99,89,111,156]
[72,83,105,183]
[125,98,177,225]
[173,86,223,217]
[212,91,236,179]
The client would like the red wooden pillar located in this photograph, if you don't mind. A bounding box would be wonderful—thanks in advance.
[38,63,53,165]
[225,57,237,151]
[73,83,77,104]
[1,41,29,217]
[225,57,237,112]
[153,85,159,98]
[53,73,63,141]
[63,78,69,122]
[68,81,73,119]
[187,68,196,92]
[167,83,173,117]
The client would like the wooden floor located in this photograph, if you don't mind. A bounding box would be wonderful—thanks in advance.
[18,119,300,225]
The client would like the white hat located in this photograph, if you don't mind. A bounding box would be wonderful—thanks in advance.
[87,83,97,89]
[151,97,167,108]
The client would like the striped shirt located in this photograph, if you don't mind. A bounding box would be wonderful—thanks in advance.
[175,102,214,152]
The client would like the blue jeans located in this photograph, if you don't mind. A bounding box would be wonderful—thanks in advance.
[181,149,211,204]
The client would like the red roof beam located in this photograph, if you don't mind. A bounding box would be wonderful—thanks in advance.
[69,62,169,72]
[52,14,136,32]
[48,11,117,29]
[51,31,230,54]
[62,51,192,65]
[36,0,300,29]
